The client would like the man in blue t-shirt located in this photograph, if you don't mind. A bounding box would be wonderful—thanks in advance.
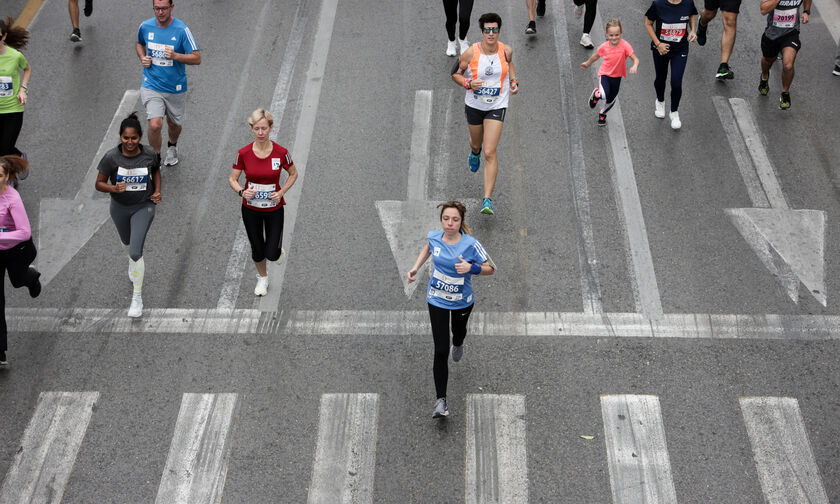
[135,0,201,166]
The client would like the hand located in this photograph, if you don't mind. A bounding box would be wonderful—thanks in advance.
[471,78,484,90]
[657,43,670,55]
[629,63,639,74]
[17,88,26,105]
[114,182,126,193]
[269,190,284,203]
[801,12,810,23]
[150,192,162,203]
[406,269,417,284]
[164,46,177,60]
[242,187,256,199]
[454,255,471,275]
[581,61,590,69]
[688,31,697,43]
[140,55,152,68]
[510,81,519,94]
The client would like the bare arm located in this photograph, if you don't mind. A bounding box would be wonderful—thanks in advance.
[136,42,152,68]
[581,52,601,69]
[95,172,125,194]
[506,45,519,94]
[150,168,162,203]
[17,64,30,105]
[168,49,201,65]
[801,0,811,23]
[646,18,669,54]
[760,0,780,16]
[406,244,431,283]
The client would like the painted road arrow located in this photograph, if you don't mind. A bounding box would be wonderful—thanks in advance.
[38,89,140,285]
[714,97,826,305]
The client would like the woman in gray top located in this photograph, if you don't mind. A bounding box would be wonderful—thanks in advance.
[95,112,161,317]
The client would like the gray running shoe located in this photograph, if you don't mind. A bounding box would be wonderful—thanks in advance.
[451,345,464,362]
[433,398,449,418]
[163,145,179,166]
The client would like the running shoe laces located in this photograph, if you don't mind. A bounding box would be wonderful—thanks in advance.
[480,198,494,215]
[468,151,481,173]
[580,33,594,49]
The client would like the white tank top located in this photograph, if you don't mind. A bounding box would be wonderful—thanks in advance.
[463,42,510,111]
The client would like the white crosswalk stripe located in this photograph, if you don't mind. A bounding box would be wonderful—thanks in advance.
[155,393,239,504]
[0,391,99,504]
[465,394,528,504]
[601,394,677,504]
[308,393,380,504]
[740,397,829,504]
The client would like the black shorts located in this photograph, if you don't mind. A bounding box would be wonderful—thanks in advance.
[704,0,741,13]
[761,31,801,59]
[465,105,506,125]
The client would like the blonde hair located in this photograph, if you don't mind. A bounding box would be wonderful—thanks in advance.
[247,108,274,127]
[437,201,472,235]
[605,18,623,34]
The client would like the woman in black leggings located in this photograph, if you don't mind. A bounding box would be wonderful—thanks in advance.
[442,0,474,56]
[228,108,298,297]
[573,0,598,48]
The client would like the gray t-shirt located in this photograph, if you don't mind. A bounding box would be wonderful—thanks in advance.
[97,144,159,206]
[764,0,802,40]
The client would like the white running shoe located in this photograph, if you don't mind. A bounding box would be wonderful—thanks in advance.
[432,398,449,418]
[163,145,179,166]
[458,38,469,54]
[574,4,584,16]
[128,295,143,318]
[446,40,457,56]
[669,111,682,130]
[580,33,594,48]
[275,248,286,265]
[655,100,666,118]
[254,274,268,296]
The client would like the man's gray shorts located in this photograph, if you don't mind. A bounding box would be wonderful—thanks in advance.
[140,87,186,126]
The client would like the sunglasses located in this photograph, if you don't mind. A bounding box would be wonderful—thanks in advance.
[482,27,500,34]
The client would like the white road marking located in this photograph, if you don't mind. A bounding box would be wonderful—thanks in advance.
[308,393,379,504]
[376,90,438,298]
[38,90,140,285]
[715,97,826,306]
[259,0,340,312]
[216,0,310,310]
[0,391,99,504]
[740,397,829,504]
[155,393,238,504]
[465,394,528,504]
[431,87,455,196]
[601,395,677,504]
[10,308,840,340]
[550,0,604,314]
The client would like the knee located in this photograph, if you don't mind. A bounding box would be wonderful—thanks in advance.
[722,16,736,30]
[434,349,450,363]
[148,118,163,134]
[782,62,794,73]
[484,147,497,161]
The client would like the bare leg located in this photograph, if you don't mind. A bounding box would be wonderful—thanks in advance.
[526,0,536,21]
[255,259,267,277]
[68,0,80,29]
[760,56,775,80]
[720,11,737,64]
[481,119,504,199]
[699,7,717,28]
[148,117,164,154]
[468,123,483,154]
[780,47,796,92]
[166,116,182,144]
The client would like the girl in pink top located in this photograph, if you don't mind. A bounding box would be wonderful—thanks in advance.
[0,155,41,367]
[580,19,640,126]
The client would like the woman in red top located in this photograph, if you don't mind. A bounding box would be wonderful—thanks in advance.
[228,109,298,296]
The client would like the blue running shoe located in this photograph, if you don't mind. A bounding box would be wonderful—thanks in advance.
[468,151,480,172]
[696,21,707,46]
[480,198,494,215]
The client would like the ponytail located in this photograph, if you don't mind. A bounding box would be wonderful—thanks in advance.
[0,155,29,185]
[0,16,30,50]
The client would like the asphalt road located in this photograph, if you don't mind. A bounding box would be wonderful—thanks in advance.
[1,0,840,502]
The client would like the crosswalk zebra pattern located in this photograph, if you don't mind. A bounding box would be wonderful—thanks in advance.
[0,392,831,502]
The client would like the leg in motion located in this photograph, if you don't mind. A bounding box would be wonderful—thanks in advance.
[481,118,504,211]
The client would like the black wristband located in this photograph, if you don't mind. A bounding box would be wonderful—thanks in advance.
[802,9,810,14]
[238,189,244,196]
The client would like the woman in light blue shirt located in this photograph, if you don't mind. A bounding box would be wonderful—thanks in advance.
[407,201,495,418]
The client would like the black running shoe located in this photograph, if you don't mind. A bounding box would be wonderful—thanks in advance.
[758,76,770,96]
[0,351,6,366]
[28,268,41,298]
[716,63,734,80]
[779,92,791,110]
[84,0,93,16]
[598,114,607,126]
[537,0,546,17]
[588,89,599,108]
[697,21,707,46]
[70,28,82,42]
[525,20,536,35]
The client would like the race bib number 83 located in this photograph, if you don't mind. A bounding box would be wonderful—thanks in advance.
[0,76,13,98]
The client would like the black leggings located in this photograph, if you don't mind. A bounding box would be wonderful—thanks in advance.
[572,0,597,34]
[598,75,621,115]
[428,302,474,399]
[443,0,474,41]
[0,112,24,157]
[241,205,284,262]
[0,239,39,352]
[651,44,689,112]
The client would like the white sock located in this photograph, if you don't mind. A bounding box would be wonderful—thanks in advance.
[129,257,145,295]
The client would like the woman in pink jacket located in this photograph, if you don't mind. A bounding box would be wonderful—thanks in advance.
[0,154,41,367]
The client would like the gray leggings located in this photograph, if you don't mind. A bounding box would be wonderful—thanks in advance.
[110,199,156,261]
